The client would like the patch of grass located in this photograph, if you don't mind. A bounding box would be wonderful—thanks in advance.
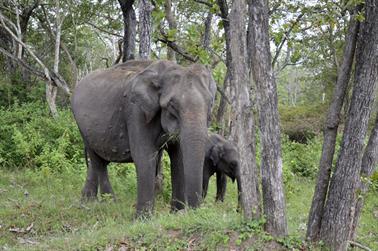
[1,167,376,250]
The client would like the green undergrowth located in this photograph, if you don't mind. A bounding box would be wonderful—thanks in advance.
[0,102,377,250]
[1,168,376,250]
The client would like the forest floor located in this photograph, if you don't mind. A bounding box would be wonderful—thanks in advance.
[0,166,377,251]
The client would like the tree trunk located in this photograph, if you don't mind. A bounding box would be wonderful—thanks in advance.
[249,0,287,237]
[138,0,152,59]
[46,82,58,117]
[215,0,232,134]
[118,0,136,62]
[349,113,378,241]
[228,0,261,220]
[164,0,177,61]
[46,0,62,118]
[306,12,360,241]
[319,2,378,249]
[202,12,212,51]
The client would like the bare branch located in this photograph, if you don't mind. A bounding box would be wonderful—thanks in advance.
[0,10,70,95]
[193,0,213,8]
[349,241,372,251]
[0,46,45,78]
[86,22,123,38]
[157,29,198,62]
[272,12,305,69]
[35,7,78,86]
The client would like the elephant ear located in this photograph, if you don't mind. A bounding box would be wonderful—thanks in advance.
[130,61,172,123]
[209,143,224,166]
[189,64,217,125]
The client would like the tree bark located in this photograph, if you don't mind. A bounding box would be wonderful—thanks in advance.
[319,1,378,249]
[306,12,360,241]
[349,113,378,241]
[46,0,62,118]
[164,0,177,61]
[249,0,287,237]
[118,0,136,62]
[228,0,261,220]
[215,0,232,133]
[202,11,212,51]
[138,0,152,59]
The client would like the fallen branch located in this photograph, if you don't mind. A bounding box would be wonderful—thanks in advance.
[349,241,372,251]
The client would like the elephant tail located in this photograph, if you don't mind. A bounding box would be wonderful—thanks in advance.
[84,146,90,168]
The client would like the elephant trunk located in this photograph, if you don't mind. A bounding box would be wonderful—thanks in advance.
[180,111,207,208]
[237,174,242,211]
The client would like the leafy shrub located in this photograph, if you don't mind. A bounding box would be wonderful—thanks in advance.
[370,171,378,191]
[279,104,328,143]
[281,135,323,178]
[0,102,83,171]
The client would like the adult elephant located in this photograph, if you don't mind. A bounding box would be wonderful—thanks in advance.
[71,60,216,216]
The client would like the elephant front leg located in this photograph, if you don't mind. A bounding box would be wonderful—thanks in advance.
[167,142,186,211]
[202,173,210,199]
[215,172,227,202]
[128,114,160,217]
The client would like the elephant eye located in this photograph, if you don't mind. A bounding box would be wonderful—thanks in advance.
[167,101,179,118]
[230,161,238,169]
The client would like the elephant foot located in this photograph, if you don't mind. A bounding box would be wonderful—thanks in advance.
[170,199,186,212]
[81,186,98,202]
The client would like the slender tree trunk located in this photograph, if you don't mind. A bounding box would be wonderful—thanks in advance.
[138,0,152,59]
[202,12,212,51]
[349,113,378,240]
[249,0,287,237]
[319,2,378,249]
[118,0,136,62]
[164,0,177,61]
[228,0,261,220]
[306,12,360,241]
[46,0,62,118]
[215,0,232,134]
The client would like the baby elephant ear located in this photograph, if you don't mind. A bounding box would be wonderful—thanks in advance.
[210,144,224,166]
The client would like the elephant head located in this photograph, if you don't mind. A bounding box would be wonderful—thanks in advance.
[207,134,241,204]
[130,61,217,207]
[209,138,240,182]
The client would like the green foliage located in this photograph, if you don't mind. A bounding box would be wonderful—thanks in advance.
[281,135,322,178]
[369,171,378,191]
[279,104,327,142]
[0,102,83,171]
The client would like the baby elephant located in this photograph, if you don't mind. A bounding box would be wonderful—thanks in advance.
[203,133,241,202]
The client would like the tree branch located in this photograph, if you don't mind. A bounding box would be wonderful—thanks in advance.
[86,22,123,38]
[158,29,198,62]
[193,0,213,8]
[272,12,305,69]
[0,10,70,95]
[349,241,372,251]
[0,46,45,78]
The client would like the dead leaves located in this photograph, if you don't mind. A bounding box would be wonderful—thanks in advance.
[9,222,34,234]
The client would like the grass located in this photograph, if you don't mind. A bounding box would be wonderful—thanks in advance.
[0,166,377,250]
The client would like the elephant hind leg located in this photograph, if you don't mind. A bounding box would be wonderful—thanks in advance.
[81,147,99,200]
[82,148,114,201]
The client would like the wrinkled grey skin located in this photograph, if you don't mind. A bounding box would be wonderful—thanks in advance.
[203,133,241,203]
[71,60,216,216]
